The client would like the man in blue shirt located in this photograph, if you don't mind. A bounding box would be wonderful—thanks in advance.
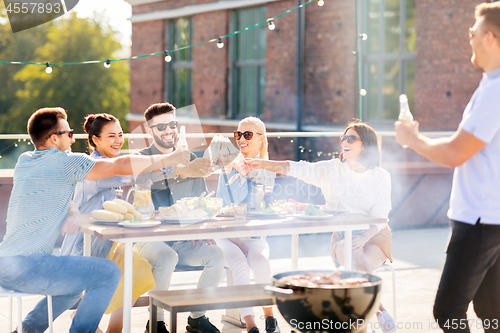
[395,3,500,332]
[0,107,189,333]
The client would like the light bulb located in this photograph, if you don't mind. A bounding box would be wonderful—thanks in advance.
[164,51,172,62]
[267,19,276,31]
[360,89,367,96]
[45,62,52,74]
[104,59,111,68]
[318,0,325,6]
[359,33,368,40]
[217,38,224,49]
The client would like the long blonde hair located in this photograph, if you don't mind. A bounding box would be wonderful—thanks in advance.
[239,116,269,160]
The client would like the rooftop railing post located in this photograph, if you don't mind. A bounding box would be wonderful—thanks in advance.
[295,0,305,161]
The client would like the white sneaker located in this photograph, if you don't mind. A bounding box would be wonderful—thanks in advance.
[377,310,396,333]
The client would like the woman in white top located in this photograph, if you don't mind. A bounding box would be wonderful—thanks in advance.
[246,120,396,333]
[216,117,279,333]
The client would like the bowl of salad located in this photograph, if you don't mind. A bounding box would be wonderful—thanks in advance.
[176,196,224,219]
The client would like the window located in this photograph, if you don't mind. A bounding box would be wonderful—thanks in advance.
[362,0,416,122]
[165,17,192,110]
[231,6,267,118]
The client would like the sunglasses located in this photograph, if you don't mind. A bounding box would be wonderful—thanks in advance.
[150,121,178,131]
[340,135,361,144]
[234,131,262,141]
[46,129,74,140]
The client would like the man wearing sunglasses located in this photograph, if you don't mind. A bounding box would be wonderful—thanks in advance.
[135,102,225,333]
[0,107,190,333]
[395,3,500,332]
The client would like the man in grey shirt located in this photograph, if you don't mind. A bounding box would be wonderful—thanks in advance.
[135,102,225,333]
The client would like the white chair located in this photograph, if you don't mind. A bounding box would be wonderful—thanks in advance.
[0,287,53,333]
[375,260,397,322]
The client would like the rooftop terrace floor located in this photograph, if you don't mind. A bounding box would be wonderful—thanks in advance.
[0,227,485,333]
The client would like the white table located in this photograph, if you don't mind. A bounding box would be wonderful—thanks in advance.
[81,214,384,333]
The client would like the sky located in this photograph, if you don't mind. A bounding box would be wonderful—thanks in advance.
[72,0,132,47]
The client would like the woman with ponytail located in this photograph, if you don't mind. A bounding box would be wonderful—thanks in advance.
[61,113,177,333]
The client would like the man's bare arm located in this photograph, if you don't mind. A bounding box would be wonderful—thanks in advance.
[395,121,486,168]
[85,149,190,180]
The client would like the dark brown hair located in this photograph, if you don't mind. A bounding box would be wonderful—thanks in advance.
[83,113,119,152]
[342,119,380,168]
[144,102,176,122]
[476,2,500,42]
[27,107,67,148]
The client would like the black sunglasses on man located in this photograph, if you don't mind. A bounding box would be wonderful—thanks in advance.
[150,121,178,131]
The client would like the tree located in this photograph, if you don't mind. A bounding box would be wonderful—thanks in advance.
[0,3,52,130]
[0,10,129,153]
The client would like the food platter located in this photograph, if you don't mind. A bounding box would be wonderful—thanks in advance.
[156,217,206,225]
[118,221,161,228]
[90,217,121,225]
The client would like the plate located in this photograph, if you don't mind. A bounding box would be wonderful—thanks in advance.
[90,217,121,225]
[118,221,161,228]
[246,212,285,219]
[156,217,206,225]
[294,213,334,220]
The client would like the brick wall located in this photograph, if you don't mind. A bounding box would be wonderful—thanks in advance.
[303,0,357,125]
[130,20,166,116]
[125,0,488,228]
[129,0,359,128]
[264,0,298,123]
[132,0,214,15]
[192,10,229,118]
[414,0,482,130]
[129,0,486,130]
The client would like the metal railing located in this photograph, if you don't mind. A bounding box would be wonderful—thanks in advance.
[0,131,455,170]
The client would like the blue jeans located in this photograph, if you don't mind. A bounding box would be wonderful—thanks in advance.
[0,253,121,333]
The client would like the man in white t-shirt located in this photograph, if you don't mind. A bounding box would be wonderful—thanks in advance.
[395,3,500,332]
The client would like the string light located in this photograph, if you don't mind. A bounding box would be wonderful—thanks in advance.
[217,38,224,49]
[0,0,315,69]
[359,33,368,40]
[360,89,367,96]
[267,19,276,31]
[318,0,325,6]
[164,51,172,63]
[104,59,111,68]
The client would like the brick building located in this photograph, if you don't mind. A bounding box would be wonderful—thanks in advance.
[124,0,485,130]
[123,0,491,227]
